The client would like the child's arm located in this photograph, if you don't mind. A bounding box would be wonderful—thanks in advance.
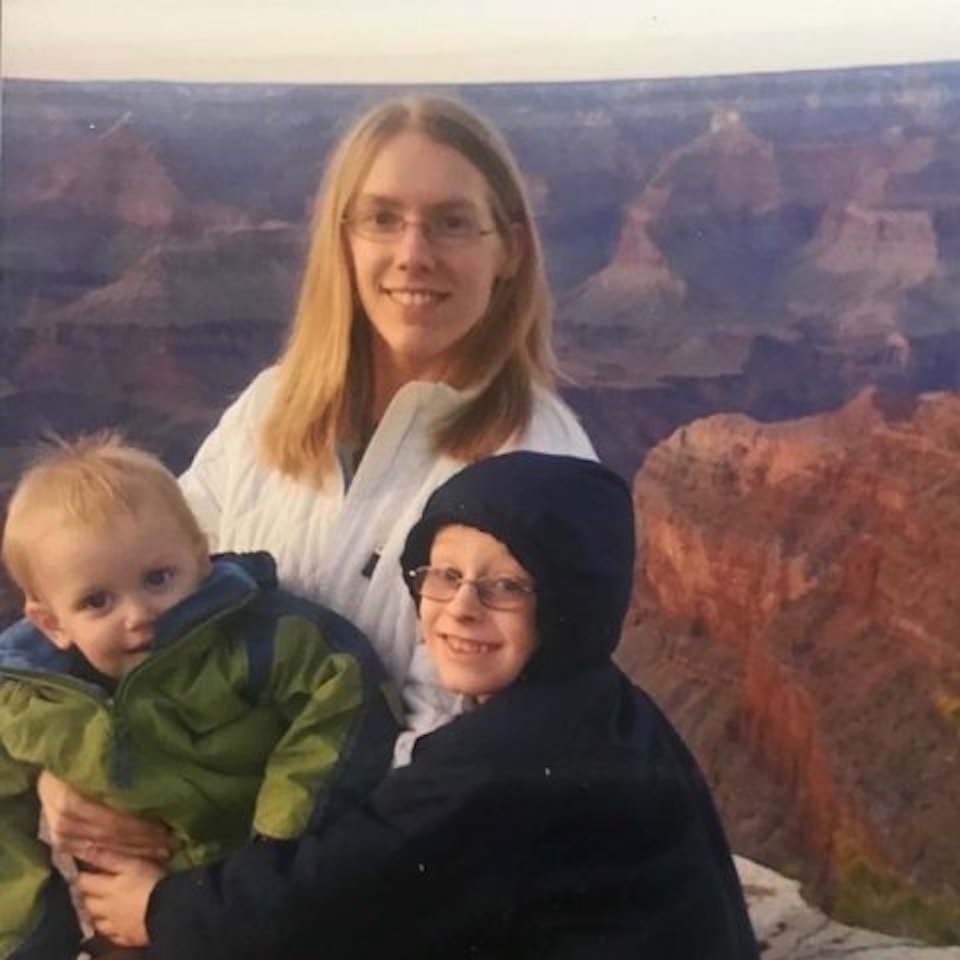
[77,850,162,949]
[128,779,418,960]
[250,609,399,841]
[130,762,535,960]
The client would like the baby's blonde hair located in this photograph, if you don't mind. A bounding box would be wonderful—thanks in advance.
[1,432,207,600]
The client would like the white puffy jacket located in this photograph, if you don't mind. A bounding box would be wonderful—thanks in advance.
[180,367,596,749]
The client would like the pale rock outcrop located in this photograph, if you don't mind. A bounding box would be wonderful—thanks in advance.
[739,858,960,959]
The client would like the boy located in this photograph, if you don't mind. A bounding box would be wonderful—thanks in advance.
[0,434,398,960]
[81,452,759,959]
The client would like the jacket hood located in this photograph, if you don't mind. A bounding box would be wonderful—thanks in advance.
[400,452,635,679]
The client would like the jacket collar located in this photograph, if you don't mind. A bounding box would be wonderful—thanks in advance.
[0,552,274,677]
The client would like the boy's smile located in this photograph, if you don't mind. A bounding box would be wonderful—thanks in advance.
[26,507,209,678]
[419,524,537,702]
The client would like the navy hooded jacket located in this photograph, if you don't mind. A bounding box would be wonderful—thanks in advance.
[147,453,758,959]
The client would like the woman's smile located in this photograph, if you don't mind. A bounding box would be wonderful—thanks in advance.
[382,286,450,309]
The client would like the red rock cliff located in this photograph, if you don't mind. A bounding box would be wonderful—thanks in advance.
[622,388,960,942]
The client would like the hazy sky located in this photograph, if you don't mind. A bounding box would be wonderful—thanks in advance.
[4,0,960,84]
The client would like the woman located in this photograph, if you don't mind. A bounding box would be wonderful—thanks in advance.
[37,97,595,859]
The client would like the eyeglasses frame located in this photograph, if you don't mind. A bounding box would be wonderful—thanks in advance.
[406,565,535,611]
[341,210,497,247]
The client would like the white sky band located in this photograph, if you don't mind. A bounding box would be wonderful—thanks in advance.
[4,0,960,84]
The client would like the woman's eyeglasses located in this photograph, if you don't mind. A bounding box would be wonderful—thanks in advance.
[343,205,496,247]
[407,566,535,611]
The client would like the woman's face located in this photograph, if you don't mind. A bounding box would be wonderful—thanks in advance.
[346,132,514,383]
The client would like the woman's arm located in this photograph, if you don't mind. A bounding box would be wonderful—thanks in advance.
[37,772,173,860]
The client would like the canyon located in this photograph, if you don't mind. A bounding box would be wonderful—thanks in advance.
[3,64,960,944]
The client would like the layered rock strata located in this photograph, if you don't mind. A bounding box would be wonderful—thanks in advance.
[623,388,960,943]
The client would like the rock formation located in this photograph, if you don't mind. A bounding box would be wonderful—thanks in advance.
[738,858,960,959]
[623,388,960,943]
[12,113,186,229]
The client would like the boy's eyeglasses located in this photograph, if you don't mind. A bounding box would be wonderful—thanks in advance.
[343,207,496,247]
[407,566,535,611]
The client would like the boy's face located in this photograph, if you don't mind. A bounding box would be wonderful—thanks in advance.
[419,524,537,702]
[26,507,209,678]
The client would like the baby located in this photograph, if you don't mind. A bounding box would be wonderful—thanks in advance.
[0,433,397,960]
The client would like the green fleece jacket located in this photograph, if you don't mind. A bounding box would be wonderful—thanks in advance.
[0,552,398,960]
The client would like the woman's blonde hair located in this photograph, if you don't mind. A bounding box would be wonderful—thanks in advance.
[260,95,556,484]
[1,432,207,599]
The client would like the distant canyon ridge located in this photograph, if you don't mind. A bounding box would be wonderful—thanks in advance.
[2,63,959,941]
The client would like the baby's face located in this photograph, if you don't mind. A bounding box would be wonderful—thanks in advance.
[27,508,209,678]
[418,524,538,703]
